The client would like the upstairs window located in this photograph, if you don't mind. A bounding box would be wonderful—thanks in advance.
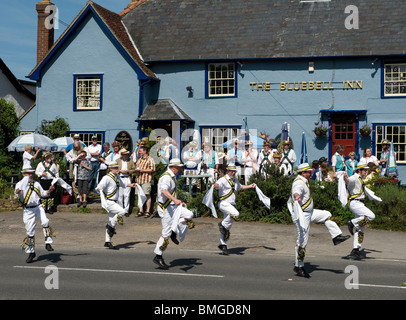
[74,75,103,110]
[383,63,406,97]
[207,63,236,98]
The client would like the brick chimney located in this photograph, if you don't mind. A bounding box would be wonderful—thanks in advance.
[36,0,55,64]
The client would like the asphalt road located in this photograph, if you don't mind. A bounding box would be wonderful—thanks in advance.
[0,210,405,305]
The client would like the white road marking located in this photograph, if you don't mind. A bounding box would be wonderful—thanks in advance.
[13,265,224,278]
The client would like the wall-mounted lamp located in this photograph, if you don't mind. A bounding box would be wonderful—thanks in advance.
[308,61,315,73]
[186,86,193,97]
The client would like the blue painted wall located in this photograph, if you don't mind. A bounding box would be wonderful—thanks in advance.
[21,12,141,145]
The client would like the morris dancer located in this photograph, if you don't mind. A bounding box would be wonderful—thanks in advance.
[213,164,256,255]
[344,159,382,259]
[97,161,138,249]
[288,163,349,278]
[153,159,195,270]
[15,165,56,263]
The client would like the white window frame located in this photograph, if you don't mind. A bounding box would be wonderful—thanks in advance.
[74,75,102,110]
[375,124,406,164]
[207,63,236,98]
[383,63,406,97]
[201,126,239,153]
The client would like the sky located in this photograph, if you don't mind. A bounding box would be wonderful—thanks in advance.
[0,0,131,81]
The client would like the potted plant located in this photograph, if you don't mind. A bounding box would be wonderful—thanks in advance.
[313,124,329,137]
[358,124,373,137]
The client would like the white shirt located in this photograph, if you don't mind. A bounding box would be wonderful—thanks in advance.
[291,175,313,212]
[157,169,177,205]
[97,173,127,202]
[23,151,33,167]
[243,149,258,168]
[88,143,102,162]
[217,174,242,205]
[346,173,365,200]
[15,178,49,207]
[35,161,59,180]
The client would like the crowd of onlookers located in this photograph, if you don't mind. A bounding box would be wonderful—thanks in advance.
[21,133,397,214]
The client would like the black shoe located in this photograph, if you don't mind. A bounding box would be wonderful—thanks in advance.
[350,248,362,259]
[153,255,169,270]
[347,220,355,235]
[104,242,116,250]
[293,266,310,278]
[170,231,179,245]
[333,234,350,245]
[26,253,36,263]
[218,244,229,255]
[77,202,82,208]
[45,244,54,251]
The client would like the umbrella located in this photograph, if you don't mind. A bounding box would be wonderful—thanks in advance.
[7,133,57,152]
[385,141,398,177]
[296,132,308,166]
[281,122,289,142]
[52,136,74,152]
[222,134,265,149]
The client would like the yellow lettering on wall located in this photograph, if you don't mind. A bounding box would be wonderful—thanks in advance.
[316,81,322,90]
[356,80,363,89]
[308,81,314,90]
[250,82,256,91]
[257,83,264,91]
[301,82,307,90]
[265,82,271,91]
[280,82,286,91]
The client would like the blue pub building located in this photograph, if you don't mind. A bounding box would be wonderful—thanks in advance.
[21,0,406,182]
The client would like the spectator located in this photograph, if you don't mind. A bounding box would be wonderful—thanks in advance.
[226,139,243,177]
[331,144,346,178]
[200,142,219,183]
[242,140,258,184]
[107,141,121,163]
[280,140,296,176]
[135,145,155,217]
[315,161,333,185]
[35,152,58,214]
[98,142,112,183]
[311,160,320,180]
[345,152,358,177]
[360,147,379,166]
[116,148,135,214]
[74,150,91,208]
[87,136,102,193]
[65,139,87,182]
[23,144,41,168]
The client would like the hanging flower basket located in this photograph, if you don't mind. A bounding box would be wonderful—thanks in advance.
[313,124,329,137]
[358,124,373,137]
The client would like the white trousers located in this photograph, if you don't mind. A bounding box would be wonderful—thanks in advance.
[294,208,342,267]
[118,177,131,214]
[349,200,376,249]
[219,201,239,245]
[154,205,194,256]
[105,200,127,242]
[22,205,53,253]
[244,167,255,184]
[200,167,216,184]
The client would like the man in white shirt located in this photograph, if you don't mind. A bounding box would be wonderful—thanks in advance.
[97,161,137,249]
[15,165,56,263]
[344,159,376,259]
[35,152,59,214]
[257,141,273,179]
[213,164,255,255]
[88,135,102,193]
[290,163,349,278]
[153,159,195,269]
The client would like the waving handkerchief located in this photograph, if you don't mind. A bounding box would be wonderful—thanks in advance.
[255,185,271,209]
[202,185,217,218]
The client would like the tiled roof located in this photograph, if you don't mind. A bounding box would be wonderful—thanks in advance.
[137,99,193,121]
[121,0,406,61]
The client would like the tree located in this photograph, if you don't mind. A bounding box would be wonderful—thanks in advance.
[0,98,20,167]
[39,116,70,139]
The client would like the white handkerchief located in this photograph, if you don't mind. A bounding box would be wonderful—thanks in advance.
[202,185,217,218]
[99,190,109,211]
[135,184,147,210]
[365,186,382,202]
[255,186,271,209]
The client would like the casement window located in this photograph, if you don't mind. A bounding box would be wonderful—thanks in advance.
[375,124,406,163]
[207,63,236,98]
[201,126,239,153]
[74,75,103,110]
[69,132,103,146]
[383,63,406,97]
